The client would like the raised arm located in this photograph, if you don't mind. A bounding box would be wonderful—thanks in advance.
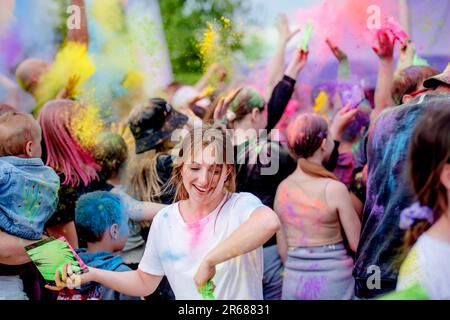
[266,49,308,131]
[0,230,35,265]
[47,264,163,297]
[372,30,396,121]
[67,0,89,45]
[326,181,361,252]
[396,40,415,74]
[194,206,280,288]
[264,14,300,101]
[326,38,350,81]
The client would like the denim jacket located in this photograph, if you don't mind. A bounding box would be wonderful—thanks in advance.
[0,156,59,240]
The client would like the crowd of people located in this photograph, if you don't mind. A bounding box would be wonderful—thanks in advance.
[1,1,450,300]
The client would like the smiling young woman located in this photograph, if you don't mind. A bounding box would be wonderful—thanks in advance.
[47,123,280,300]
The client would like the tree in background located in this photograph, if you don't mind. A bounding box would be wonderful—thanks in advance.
[158,0,249,84]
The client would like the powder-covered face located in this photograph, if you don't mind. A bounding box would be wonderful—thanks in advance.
[114,217,129,251]
[182,147,228,204]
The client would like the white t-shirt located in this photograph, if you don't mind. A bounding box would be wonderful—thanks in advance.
[397,233,450,299]
[138,192,265,300]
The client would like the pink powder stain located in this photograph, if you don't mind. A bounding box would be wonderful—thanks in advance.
[186,222,207,249]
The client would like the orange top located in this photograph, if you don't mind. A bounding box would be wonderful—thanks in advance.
[275,177,343,247]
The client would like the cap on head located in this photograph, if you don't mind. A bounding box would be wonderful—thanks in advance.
[128,98,188,154]
[423,63,450,89]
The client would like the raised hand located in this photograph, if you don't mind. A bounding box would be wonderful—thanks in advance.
[326,38,348,62]
[398,39,415,69]
[213,87,243,121]
[329,104,359,142]
[276,13,301,44]
[285,49,308,80]
[373,29,396,60]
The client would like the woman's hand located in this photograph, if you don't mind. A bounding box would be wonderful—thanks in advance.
[45,263,86,291]
[373,29,396,61]
[194,259,216,292]
[329,104,359,142]
[285,49,308,80]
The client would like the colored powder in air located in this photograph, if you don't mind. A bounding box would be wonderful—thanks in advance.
[413,54,429,66]
[198,16,241,75]
[34,42,96,113]
[0,0,15,33]
[313,91,329,117]
[199,280,216,300]
[122,69,145,90]
[198,22,217,69]
[91,0,125,34]
[70,103,105,151]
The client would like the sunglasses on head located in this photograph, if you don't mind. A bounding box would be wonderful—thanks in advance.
[407,88,431,98]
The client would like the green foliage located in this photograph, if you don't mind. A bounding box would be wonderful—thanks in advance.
[158,0,248,85]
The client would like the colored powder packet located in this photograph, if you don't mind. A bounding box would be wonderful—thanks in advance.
[385,17,409,47]
[25,236,89,286]
[378,283,429,300]
[298,22,313,52]
[199,280,216,300]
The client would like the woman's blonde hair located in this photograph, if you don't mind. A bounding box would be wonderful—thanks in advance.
[126,139,173,202]
[167,123,236,202]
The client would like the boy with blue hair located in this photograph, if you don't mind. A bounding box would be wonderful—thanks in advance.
[57,191,140,300]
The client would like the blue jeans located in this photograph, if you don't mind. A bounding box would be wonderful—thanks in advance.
[263,245,283,300]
